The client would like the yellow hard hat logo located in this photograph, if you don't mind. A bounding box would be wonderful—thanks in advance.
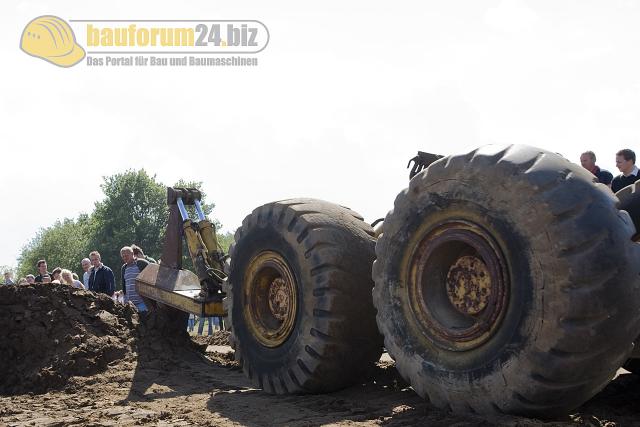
[20,15,85,67]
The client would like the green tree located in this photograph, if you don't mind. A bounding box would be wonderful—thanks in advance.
[17,214,93,279]
[216,231,234,253]
[88,171,225,289]
[88,170,167,284]
[15,170,231,288]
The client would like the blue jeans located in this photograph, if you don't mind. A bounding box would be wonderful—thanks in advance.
[197,317,219,335]
[135,301,147,312]
[197,316,203,335]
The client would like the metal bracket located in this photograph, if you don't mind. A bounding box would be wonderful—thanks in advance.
[407,151,444,180]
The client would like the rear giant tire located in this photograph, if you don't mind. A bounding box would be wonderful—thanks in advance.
[615,182,640,375]
[373,144,640,417]
[622,359,640,375]
[225,199,382,393]
[615,181,640,240]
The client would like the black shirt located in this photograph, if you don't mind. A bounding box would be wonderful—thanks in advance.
[34,272,51,283]
[612,170,640,193]
[594,167,613,186]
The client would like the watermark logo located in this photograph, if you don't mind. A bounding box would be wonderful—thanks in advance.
[80,20,269,54]
[20,15,86,67]
[21,16,269,69]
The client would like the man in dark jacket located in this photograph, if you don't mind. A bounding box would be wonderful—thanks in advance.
[580,151,613,187]
[88,250,115,296]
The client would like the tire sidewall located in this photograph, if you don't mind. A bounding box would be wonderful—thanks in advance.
[230,224,309,375]
[383,191,537,374]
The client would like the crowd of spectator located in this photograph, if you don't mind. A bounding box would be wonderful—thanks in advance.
[580,148,639,191]
[1,244,222,336]
[2,245,152,308]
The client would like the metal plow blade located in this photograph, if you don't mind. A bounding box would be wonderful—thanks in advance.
[136,263,224,316]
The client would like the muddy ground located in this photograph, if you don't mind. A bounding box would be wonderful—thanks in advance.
[1,283,639,427]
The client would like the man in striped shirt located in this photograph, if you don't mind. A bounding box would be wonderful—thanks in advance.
[120,246,149,312]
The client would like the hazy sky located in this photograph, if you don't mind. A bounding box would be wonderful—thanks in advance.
[1,0,636,268]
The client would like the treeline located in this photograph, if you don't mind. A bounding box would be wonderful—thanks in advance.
[16,170,234,285]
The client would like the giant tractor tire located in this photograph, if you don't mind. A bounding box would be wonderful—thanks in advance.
[224,199,383,393]
[622,359,640,375]
[373,144,640,417]
[616,180,640,241]
[615,181,640,375]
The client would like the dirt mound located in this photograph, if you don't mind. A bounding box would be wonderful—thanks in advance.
[0,283,137,394]
[0,283,193,395]
[189,331,238,369]
[191,330,230,347]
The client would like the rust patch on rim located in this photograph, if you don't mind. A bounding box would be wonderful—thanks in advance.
[446,255,492,316]
[268,277,293,321]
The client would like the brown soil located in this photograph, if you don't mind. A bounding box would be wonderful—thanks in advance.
[191,330,231,347]
[1,283,639,426]
[0,283,138,395]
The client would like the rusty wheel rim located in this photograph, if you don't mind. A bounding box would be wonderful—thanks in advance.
[244,251,297,348]
[406,220,509,351]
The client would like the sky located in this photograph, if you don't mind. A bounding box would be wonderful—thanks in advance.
[0,0,636,268]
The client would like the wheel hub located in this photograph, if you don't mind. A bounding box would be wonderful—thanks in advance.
[268,277,292,321]
[446,255,491,315]
[407,220,509,351]
[244,251,298,348]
